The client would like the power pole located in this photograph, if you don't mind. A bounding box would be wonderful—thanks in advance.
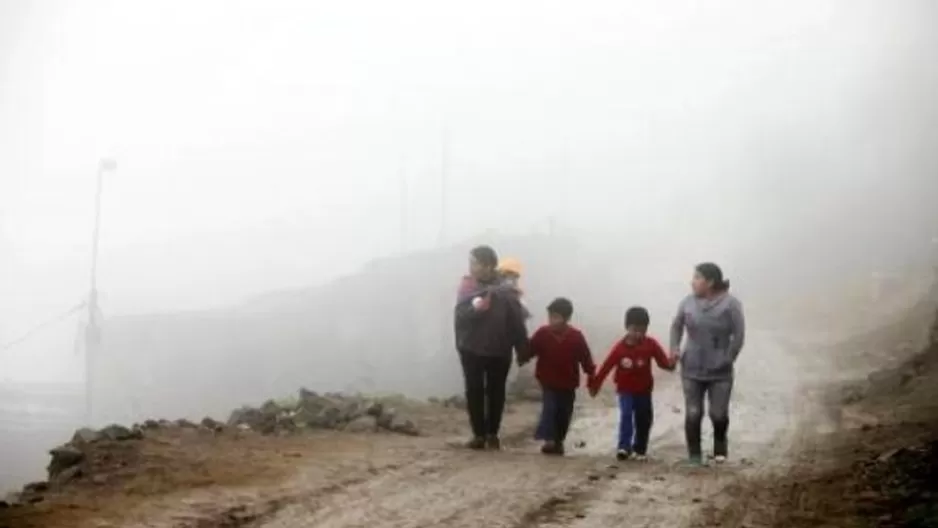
[438,126,448,246]
[438,125,450,360]
[399,158,407,254]
[85,158,115,426]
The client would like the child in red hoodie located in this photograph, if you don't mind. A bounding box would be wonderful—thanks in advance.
[522,297,596,456]
[589,306,676,461]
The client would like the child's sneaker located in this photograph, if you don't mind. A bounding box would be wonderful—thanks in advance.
[486,435,502,450]
[466,436,486,450]
[713,455,727,464]
[616,449,631,461]
[632,453,648,462]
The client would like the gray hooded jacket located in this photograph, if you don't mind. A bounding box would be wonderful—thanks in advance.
[669,293,746,381]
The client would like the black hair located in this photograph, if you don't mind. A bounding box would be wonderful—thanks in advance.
[547,297,574,320]
[695,262,730,292]
[624,306,650,328]
[470,245,498,269]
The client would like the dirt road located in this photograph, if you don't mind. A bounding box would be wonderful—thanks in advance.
[88,326,809,528]
[8,274,934,528]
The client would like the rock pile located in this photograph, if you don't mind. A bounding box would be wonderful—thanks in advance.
[0,389,434,509]
[0,423,146,508]
[227,388,421,437]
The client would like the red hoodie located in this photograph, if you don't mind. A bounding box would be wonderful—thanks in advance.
[591,336,675,394]
[529,325,596,390]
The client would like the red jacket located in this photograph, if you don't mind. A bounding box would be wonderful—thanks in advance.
[529,325,596,390]
[591,336,675,394]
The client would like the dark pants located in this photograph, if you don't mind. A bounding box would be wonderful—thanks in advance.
[459,351,513,438]
[618,392,653,455]
[535,387,576,444]
[682,377,734,458]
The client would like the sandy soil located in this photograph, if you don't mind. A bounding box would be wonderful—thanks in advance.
[4,273,937,528]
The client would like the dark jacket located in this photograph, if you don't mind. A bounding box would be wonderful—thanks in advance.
[454,275,529,359]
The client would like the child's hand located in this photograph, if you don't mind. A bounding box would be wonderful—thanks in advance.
[471,293,492,312]
[669,350,681,365]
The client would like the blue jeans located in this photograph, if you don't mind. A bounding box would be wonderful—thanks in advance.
[535,388,576,444]
[618,392,653,455]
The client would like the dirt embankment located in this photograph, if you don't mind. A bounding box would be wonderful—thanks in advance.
[702,281,938,527]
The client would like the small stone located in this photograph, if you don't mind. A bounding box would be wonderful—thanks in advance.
[587,475,600,482]
[391,420,420,436]
[877,448,903,463]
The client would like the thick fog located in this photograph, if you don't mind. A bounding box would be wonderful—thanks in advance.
[2,0,938,461]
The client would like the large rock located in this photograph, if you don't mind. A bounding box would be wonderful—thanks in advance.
[343,416,377,433]
[375,408,420,436]
[71,427,103,445]
[47,445,84,478]
[99,424,142,441]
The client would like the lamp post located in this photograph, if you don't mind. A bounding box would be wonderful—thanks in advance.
[85,157,116,426]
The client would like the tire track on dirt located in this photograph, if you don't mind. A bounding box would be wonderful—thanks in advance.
[521,330,806,528]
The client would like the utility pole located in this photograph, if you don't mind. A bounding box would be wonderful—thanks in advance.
[438,126,448,246]
[438,125,450,360]
[85,158,115,426]
[399,158,408,254]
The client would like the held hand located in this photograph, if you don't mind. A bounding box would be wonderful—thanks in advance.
[669,350,681,364]
[588,386,599,398]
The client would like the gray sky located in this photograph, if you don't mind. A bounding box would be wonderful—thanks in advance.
[2,0,937,381]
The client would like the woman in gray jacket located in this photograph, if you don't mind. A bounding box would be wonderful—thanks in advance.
[670,263,745,465]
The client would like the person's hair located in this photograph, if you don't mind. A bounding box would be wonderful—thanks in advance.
[695,262,730,292]
[470,245,498,269]
[624,306,650,328]
[547,297,574,320]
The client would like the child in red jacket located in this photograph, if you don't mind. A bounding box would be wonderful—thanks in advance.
[523,297,596,456]
[589,306,676,461]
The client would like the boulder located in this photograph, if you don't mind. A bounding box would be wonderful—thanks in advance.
[344,416,378,433]
[366,401,384,417]
[201,417,224,431]
[50,465,83,489]
[47,445,84,478]
[71,427,103,445]
[99,424,142,441]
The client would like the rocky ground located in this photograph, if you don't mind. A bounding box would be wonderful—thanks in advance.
[2,274,938,528]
